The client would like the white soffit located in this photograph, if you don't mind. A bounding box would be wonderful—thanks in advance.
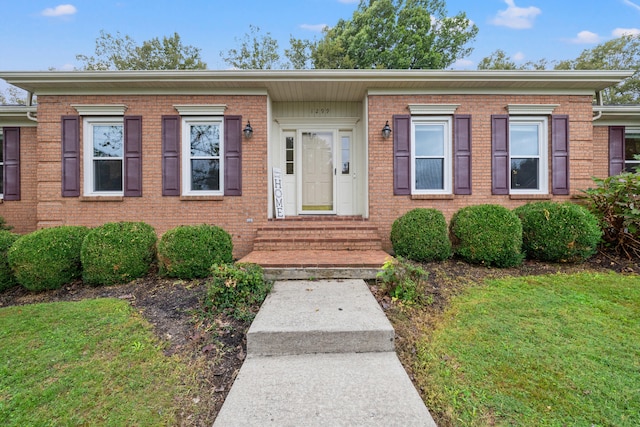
[72,104,128,115]
[408,104,459,115]
[506,104,559,115]
[174,104,227,115]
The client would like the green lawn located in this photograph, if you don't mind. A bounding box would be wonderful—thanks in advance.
[0,299,191,426]
[416,272,640,427]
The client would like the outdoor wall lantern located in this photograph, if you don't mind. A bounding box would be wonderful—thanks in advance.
[381,121,392,139]
[243,121,253,139]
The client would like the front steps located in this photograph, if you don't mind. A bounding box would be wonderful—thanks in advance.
[239,216,391,279]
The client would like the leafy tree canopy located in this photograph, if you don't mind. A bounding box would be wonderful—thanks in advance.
[220,25,283,70]
[479,34,640,104]
[555,34,640,104]
[76,30,206,70]
[312,0,478,69]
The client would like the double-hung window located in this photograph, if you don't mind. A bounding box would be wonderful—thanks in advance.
[411,117,452,194]
[182,117,224,195]
[625,127,640,172]
[83,117,124,195]
[509,117,548,194]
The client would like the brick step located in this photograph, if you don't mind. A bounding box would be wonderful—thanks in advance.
[253,218,382,251]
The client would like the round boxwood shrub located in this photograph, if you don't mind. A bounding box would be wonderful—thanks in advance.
[7,226,90,291]
[390,208,451,262]
[81,222,157,286]
[0,230,19,291]
[450,204,524,268]
[158,224,233,279]
[514,201,602,262]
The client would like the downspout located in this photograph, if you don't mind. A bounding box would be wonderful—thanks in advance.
[26,91,37,122]
[592,90,603,121]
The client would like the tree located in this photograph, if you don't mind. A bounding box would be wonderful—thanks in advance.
[0,86,28,105]
[478,49,550,70]
[285,36,315,70]
[555,34,640,104]
[76,30,206,70]
[312,0,478,69]
[220,25,282,70]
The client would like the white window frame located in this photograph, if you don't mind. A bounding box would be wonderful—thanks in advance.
[509,116,549,195]
[625,127,640,172]
[181,116,224,196]
[411,116,452,195]
[83,116,124,196]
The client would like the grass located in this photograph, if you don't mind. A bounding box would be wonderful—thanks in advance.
[0,298,192,426]
[415,272,640,427]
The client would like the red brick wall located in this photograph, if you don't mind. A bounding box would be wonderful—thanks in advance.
[36,95,268,258]
[367,94,598,251]
[592,125,610,179]
[0,126,38,234]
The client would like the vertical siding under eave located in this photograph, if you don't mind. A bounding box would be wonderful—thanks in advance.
[272,102,362,119]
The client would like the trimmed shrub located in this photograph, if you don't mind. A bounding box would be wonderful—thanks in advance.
[204,263,271,321]
[7,226,90,291]
[81,222,157,286]
[158,224,233,279]
[450,204,524,268]
[514,201,602,263]
[0,230,19,291]
[390,208,452,262]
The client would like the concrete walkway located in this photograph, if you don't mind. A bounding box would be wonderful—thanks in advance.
[213,279,437,427]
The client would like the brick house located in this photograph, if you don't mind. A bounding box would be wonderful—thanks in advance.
[0,70,636,262]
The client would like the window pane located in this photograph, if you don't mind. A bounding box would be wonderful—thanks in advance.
[286,137,294,150]
[190,125,220,157]
[625,131,640,161]
[286,163,294,175]
[510,124,539,156]
[415,125,444,157]
[511,158,539,189]
[341,136,350,175]
[191,159,220,191]
[93,159,123,192]
[286,150,294,162]
[93,125,123,158]
[415,158,444,190]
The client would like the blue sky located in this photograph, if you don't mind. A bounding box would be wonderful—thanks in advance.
[1,0,639,72]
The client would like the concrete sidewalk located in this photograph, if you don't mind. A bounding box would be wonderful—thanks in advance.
[213,279,437,427]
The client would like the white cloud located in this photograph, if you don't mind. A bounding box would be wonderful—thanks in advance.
[300,24,328,32]
[612,27,640,37]
[513,52,526,61]
[623,0,640,12]
[450,58,474,70]
[41,4,77,17]
[59,63,75,71]
[569,30,602,44]
[491,0,541,29]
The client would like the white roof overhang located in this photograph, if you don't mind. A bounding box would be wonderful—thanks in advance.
[0,70,634,102]
[593,105,640,126]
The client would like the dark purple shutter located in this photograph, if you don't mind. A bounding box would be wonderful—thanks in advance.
[2,127,20,201]
[491,115,509,195]
[609,126,625,176]
[162,116,180,196]
[454,115,472,195]
[124,116,142,197]
[224,115,242,196]
[551,115,570,195]
[61,116,80,197]
[393,114,411,195]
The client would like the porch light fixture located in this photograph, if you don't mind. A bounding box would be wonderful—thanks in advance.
[243,121,253,139]
[381,121,392,139]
